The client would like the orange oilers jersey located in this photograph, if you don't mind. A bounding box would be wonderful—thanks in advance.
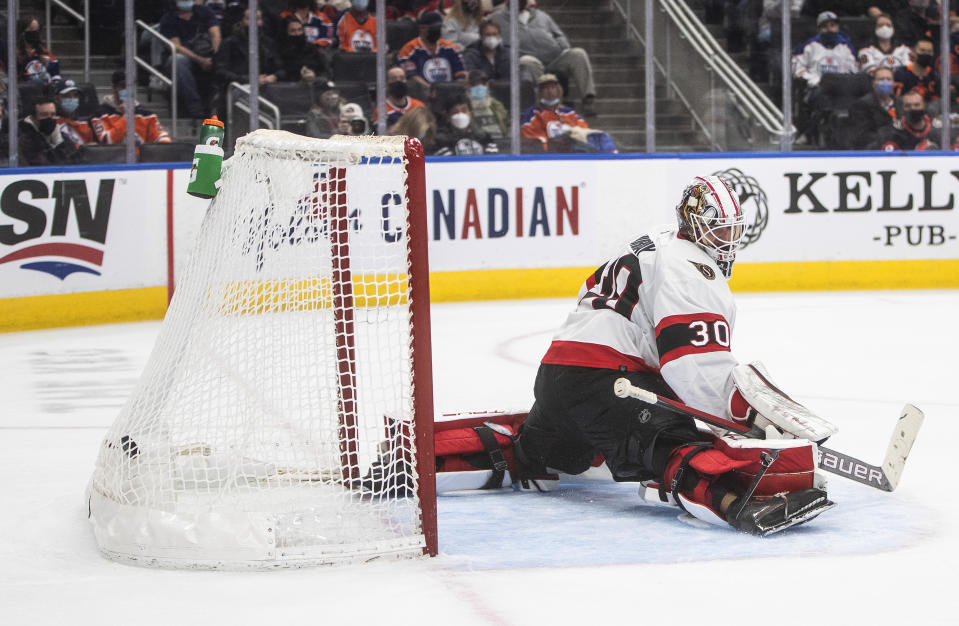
[336,12,377,53]
[373,97,425,127]
[57,116,95,145]
[520,104,588,150]
[90,107,171,145]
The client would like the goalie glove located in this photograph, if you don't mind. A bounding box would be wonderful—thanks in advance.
[728,362,838,443]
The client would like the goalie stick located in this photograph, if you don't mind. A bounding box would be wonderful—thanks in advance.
[612,378,923,492]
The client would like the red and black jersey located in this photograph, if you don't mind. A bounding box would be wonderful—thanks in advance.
[541,226,739,418]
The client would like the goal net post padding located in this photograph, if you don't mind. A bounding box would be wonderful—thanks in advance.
[87,130,436,568]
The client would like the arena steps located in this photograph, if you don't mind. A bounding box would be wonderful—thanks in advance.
[538,0,712,152]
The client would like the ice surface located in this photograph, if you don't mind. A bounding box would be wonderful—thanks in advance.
[1,291,956,625]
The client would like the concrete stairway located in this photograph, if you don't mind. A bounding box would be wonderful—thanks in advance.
[537,0,711,152]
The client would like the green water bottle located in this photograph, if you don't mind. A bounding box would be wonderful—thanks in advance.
[187,116,226,199]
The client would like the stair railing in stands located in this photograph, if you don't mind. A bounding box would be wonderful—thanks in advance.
[134,20,178,141]
[226,82,280,151]
[46,0,88,83]
[613,0,794,151]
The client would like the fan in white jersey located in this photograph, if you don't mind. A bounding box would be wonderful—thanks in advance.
[857,13,912,74]
[791,11,858,88]
[513,175,835,535]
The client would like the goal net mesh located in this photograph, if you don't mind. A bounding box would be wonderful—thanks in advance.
[87,131,429,568]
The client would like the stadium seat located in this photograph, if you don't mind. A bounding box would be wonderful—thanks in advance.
[331,51,377,84]
[386,19,418,53]
[331,80,374,120]
[75,82,100,118]
[262,81,315,135]
[78,144,127,164]
[138,142,196,163]
[490,79,536,112]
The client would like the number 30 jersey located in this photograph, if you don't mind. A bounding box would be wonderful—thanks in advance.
[541,225,739,418]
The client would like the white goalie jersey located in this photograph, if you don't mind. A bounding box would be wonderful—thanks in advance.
[541,225,739,418]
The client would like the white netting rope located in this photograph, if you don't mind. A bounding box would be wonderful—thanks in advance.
[87,130,425,568]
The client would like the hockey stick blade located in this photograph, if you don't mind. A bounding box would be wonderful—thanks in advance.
[613,378,924,492]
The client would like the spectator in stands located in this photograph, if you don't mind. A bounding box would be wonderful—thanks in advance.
[793,11,859,88]
[215,8,280,90]
[892,0,938,47]
[54,80,95,147]
[849,65,897,147]
[281,0,336,49]
[434,95,498,155]
[16,15,61,86]
[463,19,537,85]
[442,0,484,50]
[873,89,937,148]
[159,1,222,118]
[467,69,508,144]
[520,73,588,153]
[490,0,597,117]
[338,101,370,135]
[792,11,859,142]
[19,96,79,165]
[277,16,330,83]
[858,12,912,73]
[378,65,426,127]
[894,37,939,100]
[399,11,468,91]
[337,1,378,53]
[388,104,438,153]
[0,99,8,166]
[90,71,171,146]
[305,86,343,138]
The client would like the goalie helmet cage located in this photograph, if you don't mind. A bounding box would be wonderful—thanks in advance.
[87,131,437,568]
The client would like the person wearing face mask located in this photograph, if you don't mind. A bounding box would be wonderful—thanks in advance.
[442,0,485,50]
[18,97,79,166]
[873,89,939,149]
[215,8,281,85]
[520,73,590,153]
[398,11,468,92]
[306,87,344,138]
[433,96,498,156]
[893,38,940,100]
[859,12,912,73]
[15,15,62,86]
[159,0,222,119]
[280,0,336,49]
[90,71,171,146]
[466,69,508,143]
[463,19,538,89]
[336,0,378,53]
[374,65,427,128]
[849,66,898,148]
[54,80,95,147]
[276,17,330,84]
[490,0,597,116]
[792,12,858,89]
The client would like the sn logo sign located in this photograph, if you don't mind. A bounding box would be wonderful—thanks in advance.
[0,178,116,279]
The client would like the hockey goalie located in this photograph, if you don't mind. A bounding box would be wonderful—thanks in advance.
[422,175,839,536]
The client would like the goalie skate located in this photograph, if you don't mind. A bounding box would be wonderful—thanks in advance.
[728,488,835,536]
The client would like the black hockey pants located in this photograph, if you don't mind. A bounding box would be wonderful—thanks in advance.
[518,364,700,482]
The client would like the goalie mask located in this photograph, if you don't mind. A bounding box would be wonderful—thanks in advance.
[676,176,745,278]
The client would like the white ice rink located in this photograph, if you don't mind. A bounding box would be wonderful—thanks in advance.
[1,290,956,625]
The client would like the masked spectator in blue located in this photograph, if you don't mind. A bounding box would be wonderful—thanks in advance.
[16,15,61,86]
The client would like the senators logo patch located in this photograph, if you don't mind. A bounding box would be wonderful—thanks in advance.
[688,260,715,280]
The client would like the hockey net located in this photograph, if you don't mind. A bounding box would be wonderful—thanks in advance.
[87,130,436,568]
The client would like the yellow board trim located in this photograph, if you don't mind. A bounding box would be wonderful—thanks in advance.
[2,260,957,332]
[0,287,168,333]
